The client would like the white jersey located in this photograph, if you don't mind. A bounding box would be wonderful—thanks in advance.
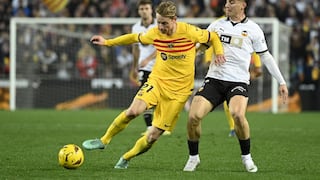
[132,19,157,72]
[206,17,268,84]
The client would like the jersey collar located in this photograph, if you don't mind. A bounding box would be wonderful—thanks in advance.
[226,16,248,26]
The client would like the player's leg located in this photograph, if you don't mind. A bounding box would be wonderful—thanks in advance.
[223,101,236,137]
[229,95,257,172]
[143,109,153,131]
[183,95,212,171]
[139,71,154,135]
[114,126,163,169]
[115,96,186,169]
[82,98,147,150]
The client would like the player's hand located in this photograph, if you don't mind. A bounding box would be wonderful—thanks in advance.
[90,35,106,46]
[279,84,288,104]
[214,54,226,66]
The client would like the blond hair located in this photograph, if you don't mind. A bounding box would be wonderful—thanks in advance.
[156,1,176,18]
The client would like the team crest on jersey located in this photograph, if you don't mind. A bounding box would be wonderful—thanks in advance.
[160,52,168,60]
[168,43,174,48]
[241,31,248,37]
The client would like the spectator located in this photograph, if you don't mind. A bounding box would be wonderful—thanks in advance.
[76,42,98,79]
[37,47,58,74]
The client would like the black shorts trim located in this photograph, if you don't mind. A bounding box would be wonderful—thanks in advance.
[195,78,248,110]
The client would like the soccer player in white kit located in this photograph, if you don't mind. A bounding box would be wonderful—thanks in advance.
[130,0,158,135]
[183,0,288,173]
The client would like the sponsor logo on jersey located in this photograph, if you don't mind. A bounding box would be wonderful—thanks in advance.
[220,35,231,43]
[220,34,244,48]
[160,52,186,61]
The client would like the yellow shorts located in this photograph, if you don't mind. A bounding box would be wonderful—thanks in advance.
[134,78,189,132]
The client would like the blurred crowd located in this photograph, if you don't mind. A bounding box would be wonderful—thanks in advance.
[0,0,320,94]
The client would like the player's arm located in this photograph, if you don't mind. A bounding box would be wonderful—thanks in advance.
[129,43,140,86]
[140,50,156,67]
[205,31,225,65]
[258,51,288,104]
[132,43,140,70]
[90,33,139,46]
[196,31,225,66]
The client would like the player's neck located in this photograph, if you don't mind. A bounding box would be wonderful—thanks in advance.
[229,13,246,23]
[141,17,153,27]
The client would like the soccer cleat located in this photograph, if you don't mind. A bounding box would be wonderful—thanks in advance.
[183,155,200,171]
[228,129,236,137]
[242,154,258,173]
[82,138,105,150]
[114,157,129,169]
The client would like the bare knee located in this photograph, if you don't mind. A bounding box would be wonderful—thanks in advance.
[231,111,246,126]
[126,99,147,118]
[188,112,202,126]
[125,108,141,118]
[146,128,162,143]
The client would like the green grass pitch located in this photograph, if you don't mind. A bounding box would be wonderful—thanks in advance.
[1,110,320,179]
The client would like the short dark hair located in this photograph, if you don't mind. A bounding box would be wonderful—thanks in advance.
[137,0,152,7]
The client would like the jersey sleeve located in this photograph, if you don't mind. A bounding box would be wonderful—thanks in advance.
[138,27,156,45]
[252,25,268,53]
[209,31,223,55]
[104,33,139,46]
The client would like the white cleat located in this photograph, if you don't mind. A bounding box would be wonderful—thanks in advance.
[183,155,200,172]
[242,154,258,173]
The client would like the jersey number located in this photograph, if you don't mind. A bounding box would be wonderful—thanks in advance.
[141,83,154,92]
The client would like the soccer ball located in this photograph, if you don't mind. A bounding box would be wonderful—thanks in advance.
[58,144,84,169]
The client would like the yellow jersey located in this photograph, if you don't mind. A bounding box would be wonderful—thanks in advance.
[105,22,223,95]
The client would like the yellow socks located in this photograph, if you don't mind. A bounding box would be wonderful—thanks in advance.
[122,135,153,160]
[100,110,132,144]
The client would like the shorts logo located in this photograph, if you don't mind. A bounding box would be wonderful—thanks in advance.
[231,86,246,92]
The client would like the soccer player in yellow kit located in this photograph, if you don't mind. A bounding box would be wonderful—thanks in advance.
[82,1,225,169]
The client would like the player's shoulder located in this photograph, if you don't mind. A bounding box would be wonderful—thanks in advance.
[212,16,228,24]
[132,20,142,31]
[178,21,203,32]
[207,16,227,29]
[245,18,262,29]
